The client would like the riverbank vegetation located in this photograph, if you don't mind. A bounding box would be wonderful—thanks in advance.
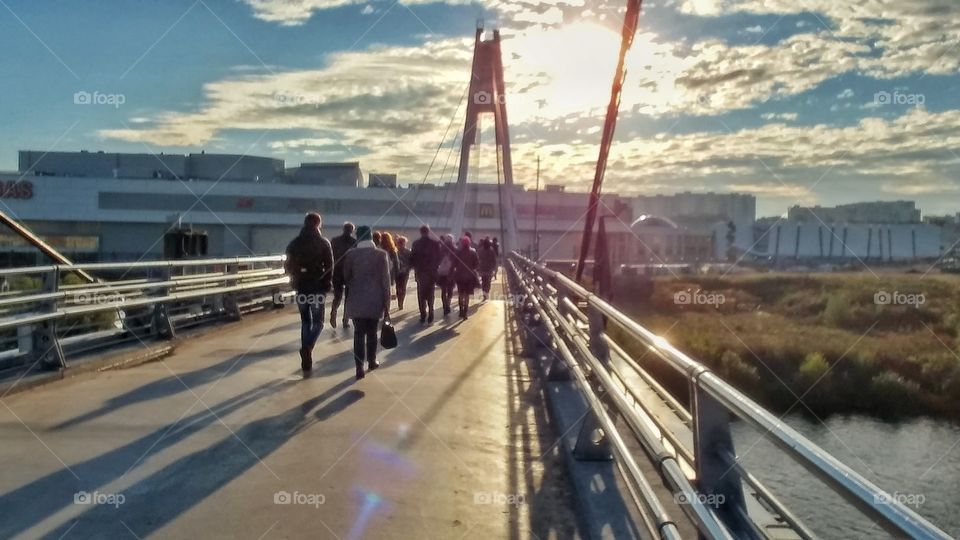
[610,272,960,421]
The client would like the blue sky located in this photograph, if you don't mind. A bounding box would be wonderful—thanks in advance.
[1,0,959,217]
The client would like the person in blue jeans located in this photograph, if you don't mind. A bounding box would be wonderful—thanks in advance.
[284,212,334,374]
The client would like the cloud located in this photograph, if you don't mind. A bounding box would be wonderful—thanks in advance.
[744,25,762,33]
[837,88,854,99]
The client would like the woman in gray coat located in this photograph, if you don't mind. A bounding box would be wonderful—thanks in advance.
[342,225,392,380]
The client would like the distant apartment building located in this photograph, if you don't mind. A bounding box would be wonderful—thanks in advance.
[788,201,921,224]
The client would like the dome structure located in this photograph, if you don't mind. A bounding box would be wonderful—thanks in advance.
[630,214,679,230]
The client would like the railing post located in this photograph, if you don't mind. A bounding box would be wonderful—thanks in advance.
[34,268,66,370]
[692,376,754,538]
[587,305,610,364]
[222,263,242,321]
[151,267,176,339]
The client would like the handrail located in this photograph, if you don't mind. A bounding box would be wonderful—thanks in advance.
[0,255,290,371]
[509,252,951,540]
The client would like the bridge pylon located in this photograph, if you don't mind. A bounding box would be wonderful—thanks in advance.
[450,26,519,254]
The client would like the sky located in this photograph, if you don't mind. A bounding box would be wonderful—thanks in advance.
[1,0,959,217]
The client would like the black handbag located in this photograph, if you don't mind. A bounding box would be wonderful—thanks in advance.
[380,319,397,349]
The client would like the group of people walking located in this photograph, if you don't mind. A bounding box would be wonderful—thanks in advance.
[284,212,499,380]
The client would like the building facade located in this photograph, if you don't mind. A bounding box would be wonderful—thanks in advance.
[3,150,765,267]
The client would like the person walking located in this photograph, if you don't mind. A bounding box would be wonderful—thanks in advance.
[343,226,391,380]
[329,222,357,329]
[284,212,334,374]
[437,234,457,316]
[395,235,412,310]
[478,237,497,301]
[453,236,480,320]
[380,232,401,309]
[410,224,441,323]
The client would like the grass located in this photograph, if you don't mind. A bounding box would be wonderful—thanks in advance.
[609,272,960,421]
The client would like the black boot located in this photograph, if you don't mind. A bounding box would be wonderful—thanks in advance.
[300,348,312,373]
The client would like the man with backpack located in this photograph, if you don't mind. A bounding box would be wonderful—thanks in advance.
[284,212,334,374]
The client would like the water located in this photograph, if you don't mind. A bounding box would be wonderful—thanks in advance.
[731,415,960,539]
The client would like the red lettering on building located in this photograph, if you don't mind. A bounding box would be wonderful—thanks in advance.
[0,180,33,200]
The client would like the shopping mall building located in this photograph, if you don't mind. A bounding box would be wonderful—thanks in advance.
[1,150,756,266]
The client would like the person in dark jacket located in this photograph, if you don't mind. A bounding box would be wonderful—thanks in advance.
[453,235,480,320]
[329,222,357,330]
[478,237,497,301]
[284,212,334,374]
[437,234,457,317]
[343,225,392,380]
[410,224,441,323]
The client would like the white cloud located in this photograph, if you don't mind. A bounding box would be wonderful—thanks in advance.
[837,88,854,99]
[744,25,762,33]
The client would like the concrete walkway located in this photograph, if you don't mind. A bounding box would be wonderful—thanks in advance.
[0,291,581,539]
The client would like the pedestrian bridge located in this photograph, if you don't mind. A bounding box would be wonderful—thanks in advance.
[0,255,951,539]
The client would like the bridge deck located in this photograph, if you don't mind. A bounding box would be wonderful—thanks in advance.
[0,289,582,539]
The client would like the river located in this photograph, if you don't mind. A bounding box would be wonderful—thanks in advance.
[731,415,960,539]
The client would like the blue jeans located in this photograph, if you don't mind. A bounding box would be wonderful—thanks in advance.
[295,293,325,350]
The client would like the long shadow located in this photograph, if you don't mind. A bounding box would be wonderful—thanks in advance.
[506,299,643,539]
[43,377,362,538]
[0,378,302,539]
[53,346,295,430]
[382,324,460,365]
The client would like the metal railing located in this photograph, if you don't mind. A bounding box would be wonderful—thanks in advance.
[0,255,291,372]
[507,252,950,540]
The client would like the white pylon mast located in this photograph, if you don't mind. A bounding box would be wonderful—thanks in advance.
[450,25,518,254]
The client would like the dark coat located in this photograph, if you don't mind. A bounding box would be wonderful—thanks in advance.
[478,245,497,275]
[330,233,357,282]
[285,227,334,294]
[343,243,391,319]
[410,236,442,279]
[452,246,479,284]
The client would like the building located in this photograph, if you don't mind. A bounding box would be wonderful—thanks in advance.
[3,150,781,267]
[286,162,362,187]
[368,173,397,188]
[788,201,921,224]
[753,220,941,261]
[2,150,639,263]
[924,213,960,255]
[19,150,284,183]
[629,192,756,260]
